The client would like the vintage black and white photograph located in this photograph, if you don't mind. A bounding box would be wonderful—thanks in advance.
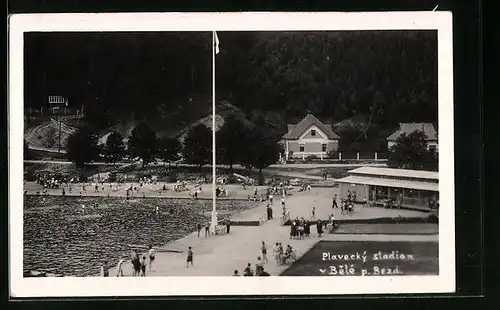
[9,12,455,297]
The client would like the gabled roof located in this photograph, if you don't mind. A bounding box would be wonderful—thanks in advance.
[386,123,438,142]
[283,113,340,140]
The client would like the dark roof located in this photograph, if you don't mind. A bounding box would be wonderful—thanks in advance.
[283,114,340,140]
[386,123,438,141]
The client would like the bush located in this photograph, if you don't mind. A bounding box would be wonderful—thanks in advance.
[326,150,337,159]
[305,155,317,162]
[168,170,178,183]
[108,172,117,182]
[426,213,439,223]
[78,174,88,183]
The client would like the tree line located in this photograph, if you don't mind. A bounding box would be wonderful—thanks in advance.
[64,117,283,174]
[25,119,436,172]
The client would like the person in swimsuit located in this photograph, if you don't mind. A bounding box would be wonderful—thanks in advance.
[131,250,141,276]
[197,223,202,237]
[204,224,210,237]
[186,246,194,267]
[140,256,147,276]
[101,260,110,277]
[273,242,280,263]
[116,256,125,277]
[261,241,268,262]
[317,220,324,237]
[148,245,156,271]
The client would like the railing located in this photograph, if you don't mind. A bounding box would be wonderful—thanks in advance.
[50,118,76,134]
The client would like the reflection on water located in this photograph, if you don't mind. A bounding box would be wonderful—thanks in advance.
[23,196,255,276]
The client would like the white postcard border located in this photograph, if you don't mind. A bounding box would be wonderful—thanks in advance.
[9,11,454,297]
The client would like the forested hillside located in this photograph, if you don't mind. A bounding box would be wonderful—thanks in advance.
[24,32,212,132]
[215,30,438,129]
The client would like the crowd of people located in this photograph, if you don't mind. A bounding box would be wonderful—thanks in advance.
[289,217,325,239]
[103,245,157,277]
[34,173,65,189]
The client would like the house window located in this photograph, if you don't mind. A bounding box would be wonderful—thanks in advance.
[299,145,305,152]
[311,130,316,136]
[49,96,65,104]
[322,144,327,152]
[429,145,437,152]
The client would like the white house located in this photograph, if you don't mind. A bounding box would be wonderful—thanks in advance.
[386,123,438,152]
[281,113,340,161]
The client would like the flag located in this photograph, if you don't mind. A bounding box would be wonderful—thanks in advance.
[214,31,220,54]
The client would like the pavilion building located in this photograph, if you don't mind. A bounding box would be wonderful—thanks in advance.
[335,166,439,211]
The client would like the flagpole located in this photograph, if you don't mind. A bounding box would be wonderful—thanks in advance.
[211,31,217,235]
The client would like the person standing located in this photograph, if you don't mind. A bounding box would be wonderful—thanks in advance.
[148,245,156,271]
[261,241,268,263]
[332,195,338,209]
[317,220,323,237]
[140,256,147,277]
[116,256,125,277]
[226,220,231,234]
[204,224,210,237]
[197,223,202,237]
[311,207,316,220]
[131,249,141,276]
[273,242,280,263]
[101,260,110,277]
[186,246,194,267]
